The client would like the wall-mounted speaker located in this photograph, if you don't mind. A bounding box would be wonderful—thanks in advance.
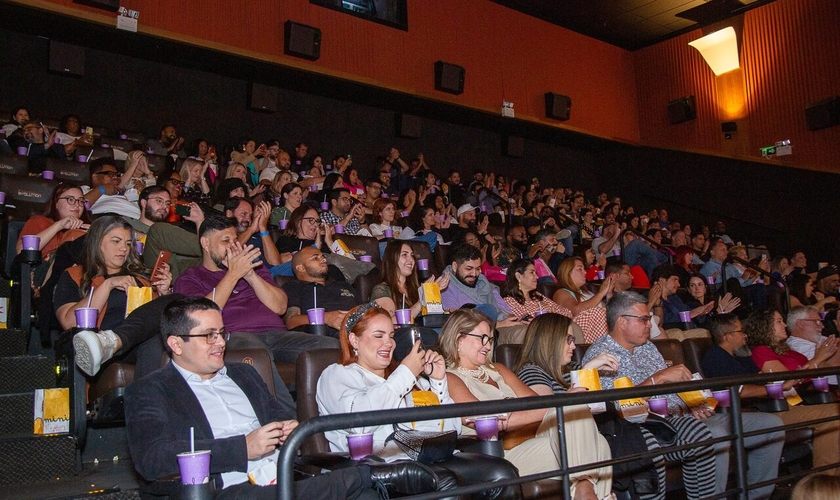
[248,83,278,113]
[721,121,737,133]
[49,41,85,77]
[434,61,465,95]
[502,136,524,158]
[396,114,421,138]
[805,96,840,131]
[667,95,697,124]
[73,0,119,11]
[544,93,571,121]
[284,21,321,61]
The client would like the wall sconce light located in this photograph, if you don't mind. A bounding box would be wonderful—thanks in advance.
[688,26,740,75]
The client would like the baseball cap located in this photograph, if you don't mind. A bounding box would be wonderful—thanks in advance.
[457,204,477,216]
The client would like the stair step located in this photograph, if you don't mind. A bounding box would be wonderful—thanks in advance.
[0,393,35,436]
[0,355,56,394]
[0,328,28,357]
[0,434,77,485]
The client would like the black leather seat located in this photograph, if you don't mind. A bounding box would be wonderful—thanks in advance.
[682,337,713,376]
[43,157,91,184]
[334,234,381,264]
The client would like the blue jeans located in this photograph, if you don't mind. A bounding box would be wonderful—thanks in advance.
[623,240,668,278]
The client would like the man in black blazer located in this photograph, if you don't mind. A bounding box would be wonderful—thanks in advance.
[126,297,435,500]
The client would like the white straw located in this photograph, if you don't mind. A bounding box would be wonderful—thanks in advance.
[212,287,216,303]
[87,149,94,162]
[402,294,406,309]
[190,427,195,453]
[87,287,94,308]
[313,287,317,309]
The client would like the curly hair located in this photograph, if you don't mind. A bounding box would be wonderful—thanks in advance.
[744,310,790,355]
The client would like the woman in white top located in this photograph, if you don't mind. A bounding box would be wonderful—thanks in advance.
[317,303,521,500]
[368,199,407,240]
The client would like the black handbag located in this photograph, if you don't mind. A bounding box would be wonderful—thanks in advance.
[387,427,457,463]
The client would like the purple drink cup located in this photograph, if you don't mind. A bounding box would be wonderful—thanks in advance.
[649,397,669,417]
[42,170,54,180]
[177,450,211,485]
[347,433,373,460]
[307,308,326,325]
[706,275,715,285]
[320,202,329,211]
[334,224,345,234]
[359,255,373,263]
[813,377,830,392]
[21,235,40,251]
[16,146,27,156]
[474,416,499,441]
[712,390,731,408]
[75,308,99,329]
[0,191,6,204]
[278,219,288,230]
[395,309,412,326]
[383,229,394,238]
[765,382,784,399]
[416,259,430,271]
[678,311,691,323]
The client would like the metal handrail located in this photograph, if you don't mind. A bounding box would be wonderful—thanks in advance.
[618,227,674,264]
[721,255,791,311]
[276,366,840,500]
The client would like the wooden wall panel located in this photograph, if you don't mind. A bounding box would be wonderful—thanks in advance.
[17,0,639,143]
[635,0,840,173]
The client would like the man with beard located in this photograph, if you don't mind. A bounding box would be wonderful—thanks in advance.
[224,197,281,267]
[440,245,529,332]
[498,225,529,268]
[6,120,64,171]
[174,215,338,394]
[140,185,204,280]
[280,246,361,336]
[258,143,290,185]
[144,124,186,158]
[320,188,367,235]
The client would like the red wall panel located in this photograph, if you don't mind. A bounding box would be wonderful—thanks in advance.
[17,0,640,144]
[635,0,840,173]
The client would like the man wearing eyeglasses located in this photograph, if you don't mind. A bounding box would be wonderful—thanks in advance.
[126,297,428,499]
[787,306,840,384]
[584,292,784,500]
[82,157,141,219]
[138,185,204,279]
[702,313,840,475]
[320,188,367,236]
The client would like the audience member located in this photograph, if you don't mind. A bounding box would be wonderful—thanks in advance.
[144,124,185,158]
[320,188,367,236]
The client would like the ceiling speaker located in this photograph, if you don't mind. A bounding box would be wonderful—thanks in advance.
[544,93,571,121]
[667,95,697,124]
[284,21,321,61]
[434,61,465,95]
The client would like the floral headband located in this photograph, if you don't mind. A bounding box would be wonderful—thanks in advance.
[344,301,381,332]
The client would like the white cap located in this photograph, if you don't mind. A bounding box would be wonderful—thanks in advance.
[457,204,477,216]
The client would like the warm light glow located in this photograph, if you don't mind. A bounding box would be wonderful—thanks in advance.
[688,27,740,76]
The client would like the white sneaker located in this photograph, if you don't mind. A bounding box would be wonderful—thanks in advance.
[73,330,119,376]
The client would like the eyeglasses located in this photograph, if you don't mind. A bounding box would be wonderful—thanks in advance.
[180,330,230,344]
[461,333,494,346]
[58,196,85,206]
[565,334,575,346]
[727,329,747,336]
[95,170,118,178]
[798,319,823,324]
[148,197,172,207]
[621,314,652,325]
[167,179,185,186]
[301,217,319,225]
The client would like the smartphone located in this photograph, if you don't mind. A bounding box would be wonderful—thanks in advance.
[85,126,94,136]
[208,145,216,156]
[175,204,191,216]
[520,314,534,322]
[412,329,423,346]
[150,250,171,280]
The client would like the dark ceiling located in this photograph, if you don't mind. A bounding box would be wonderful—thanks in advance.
[490,0,776,51]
